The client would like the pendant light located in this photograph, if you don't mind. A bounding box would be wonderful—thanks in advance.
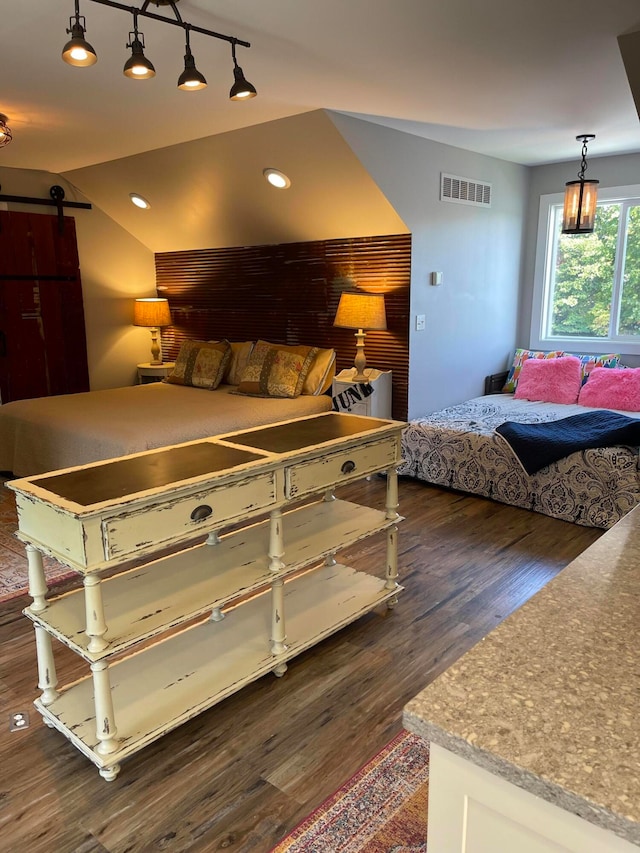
[229,40,257,100]
[0,114,12,148]
[562,134,599,234]
[123,11,155,80]
[62,0,97,66]
[177,27,207,91]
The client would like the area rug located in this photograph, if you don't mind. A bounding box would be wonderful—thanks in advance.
[0,479,74,602]
[271,730,429,853]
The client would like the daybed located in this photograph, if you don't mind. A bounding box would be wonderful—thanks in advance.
[399,352,640,529]
[0,339,335,477]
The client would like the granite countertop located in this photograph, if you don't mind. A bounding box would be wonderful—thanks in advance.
[403,503,640,846]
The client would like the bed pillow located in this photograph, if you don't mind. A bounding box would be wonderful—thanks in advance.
[222,341,255,385]
[165,339,231,389]
[514,355,582,404]
[566,353,621,385]
[578,367,640,411]
[236,341,319,398]
[303,348,336,395]
[502,348,566,393]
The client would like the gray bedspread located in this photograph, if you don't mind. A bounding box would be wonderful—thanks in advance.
[0,383,331,476]
[399,394,640,529]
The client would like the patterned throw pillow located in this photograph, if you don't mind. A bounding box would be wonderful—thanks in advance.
[165,340,231,389]
[236,341,319,398]
[222,341,255,385]
[502,349,565,393]
[566,353,621,385]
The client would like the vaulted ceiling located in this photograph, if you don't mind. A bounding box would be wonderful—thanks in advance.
[3,0,640,174]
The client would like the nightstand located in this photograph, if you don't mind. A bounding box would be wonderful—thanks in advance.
[137,362,175,384]
[332,368,392,419]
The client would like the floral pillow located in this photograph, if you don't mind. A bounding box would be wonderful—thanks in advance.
[565,353,621,385]
[165,339,231,389]
[502,349,565,393]
[236,341,319,398]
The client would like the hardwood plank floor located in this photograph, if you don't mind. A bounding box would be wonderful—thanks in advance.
[0,478,601,853]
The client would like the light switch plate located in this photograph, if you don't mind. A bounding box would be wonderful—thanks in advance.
[415,314,426,331]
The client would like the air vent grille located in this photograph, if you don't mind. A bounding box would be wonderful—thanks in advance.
[441,173,492,207]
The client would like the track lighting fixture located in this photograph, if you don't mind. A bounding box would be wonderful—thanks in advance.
[62,0,98,66]
[177,27,207,91]
[61,0,256,99]
[562,134,599,235]
[0,115,12,148]
[123,11,155,79]
[230,40,257,100]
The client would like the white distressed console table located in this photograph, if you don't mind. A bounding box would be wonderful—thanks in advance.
[9,412,405,781]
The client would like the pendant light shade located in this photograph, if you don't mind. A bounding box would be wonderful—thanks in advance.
[62,1,97,67]
[562,134,599,234]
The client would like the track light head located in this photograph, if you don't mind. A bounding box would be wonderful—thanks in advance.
[124,32,156,79]
[177,31,207,91]
[0,114,13,148]
[230,41,257,100]
[62,15,97,67]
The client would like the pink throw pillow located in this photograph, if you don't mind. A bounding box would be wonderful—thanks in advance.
[578,367,640,411]
[514,356,582,404]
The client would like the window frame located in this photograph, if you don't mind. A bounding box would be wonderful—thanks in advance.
[530,183,640,355]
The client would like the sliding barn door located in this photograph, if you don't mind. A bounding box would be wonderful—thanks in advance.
[0,211,90,402]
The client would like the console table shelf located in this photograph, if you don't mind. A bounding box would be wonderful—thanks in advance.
[24,499,400,662]
[9,412,405,780]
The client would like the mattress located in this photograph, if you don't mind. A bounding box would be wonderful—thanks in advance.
[399,394,640,528]
[0,382,332,477]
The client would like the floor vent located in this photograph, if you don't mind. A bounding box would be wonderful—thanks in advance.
[441,173,492,208]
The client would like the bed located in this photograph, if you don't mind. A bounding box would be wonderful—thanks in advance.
[399,353,640,529]
[0,339,335,477]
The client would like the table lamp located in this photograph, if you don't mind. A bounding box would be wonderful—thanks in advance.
[334,291,387,382]
[133,298,172,365]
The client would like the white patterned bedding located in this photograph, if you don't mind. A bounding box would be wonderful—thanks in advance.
[399,394,640,528]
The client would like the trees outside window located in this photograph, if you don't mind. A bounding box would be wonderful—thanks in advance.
[532,186,640,353]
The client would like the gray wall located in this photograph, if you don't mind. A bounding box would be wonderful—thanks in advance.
[331,113,530,417]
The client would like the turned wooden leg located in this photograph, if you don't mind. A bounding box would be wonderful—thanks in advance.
[84,575,109,654]
[270,577,288,665]
[385,524,399,607]
[268,508,285,573]
[324,488,335,502]
[209,607,225,622]
[34,625,59,705]
[206,530,221,545]
[385,467,399,520]
[26,544,48,613]
[90,660,119,757]
[99,763,121,782]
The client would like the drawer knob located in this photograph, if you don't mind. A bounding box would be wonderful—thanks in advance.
[190,504,213,522]
[341,460,356,475]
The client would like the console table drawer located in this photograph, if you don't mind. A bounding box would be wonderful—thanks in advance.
[102,472,276,559]
[286,437,399,499]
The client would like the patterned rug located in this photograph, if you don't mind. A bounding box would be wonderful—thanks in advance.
[271,730,429,853]
[0,479,74,602]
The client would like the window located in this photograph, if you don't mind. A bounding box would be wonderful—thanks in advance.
[531,184,640,354]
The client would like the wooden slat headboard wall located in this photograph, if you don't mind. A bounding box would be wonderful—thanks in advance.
[155,233,411,419]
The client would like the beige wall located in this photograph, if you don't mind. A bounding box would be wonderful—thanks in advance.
[63,111,408,252]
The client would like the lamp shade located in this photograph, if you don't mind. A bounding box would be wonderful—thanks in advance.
[561,179,599,234]
[133,298,171,327]
[333,292,387,331]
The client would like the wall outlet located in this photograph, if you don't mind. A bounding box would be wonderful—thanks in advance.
[415,314,426,331]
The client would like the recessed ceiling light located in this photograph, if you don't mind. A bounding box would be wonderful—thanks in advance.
[263,168,291,189]
[129,192,151,209]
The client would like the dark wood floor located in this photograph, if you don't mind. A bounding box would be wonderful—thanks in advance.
[0,478,601,853]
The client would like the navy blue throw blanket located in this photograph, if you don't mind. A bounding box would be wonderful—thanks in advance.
[495,410,640,475]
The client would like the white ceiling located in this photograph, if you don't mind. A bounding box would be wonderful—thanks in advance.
[3,0,640,174]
